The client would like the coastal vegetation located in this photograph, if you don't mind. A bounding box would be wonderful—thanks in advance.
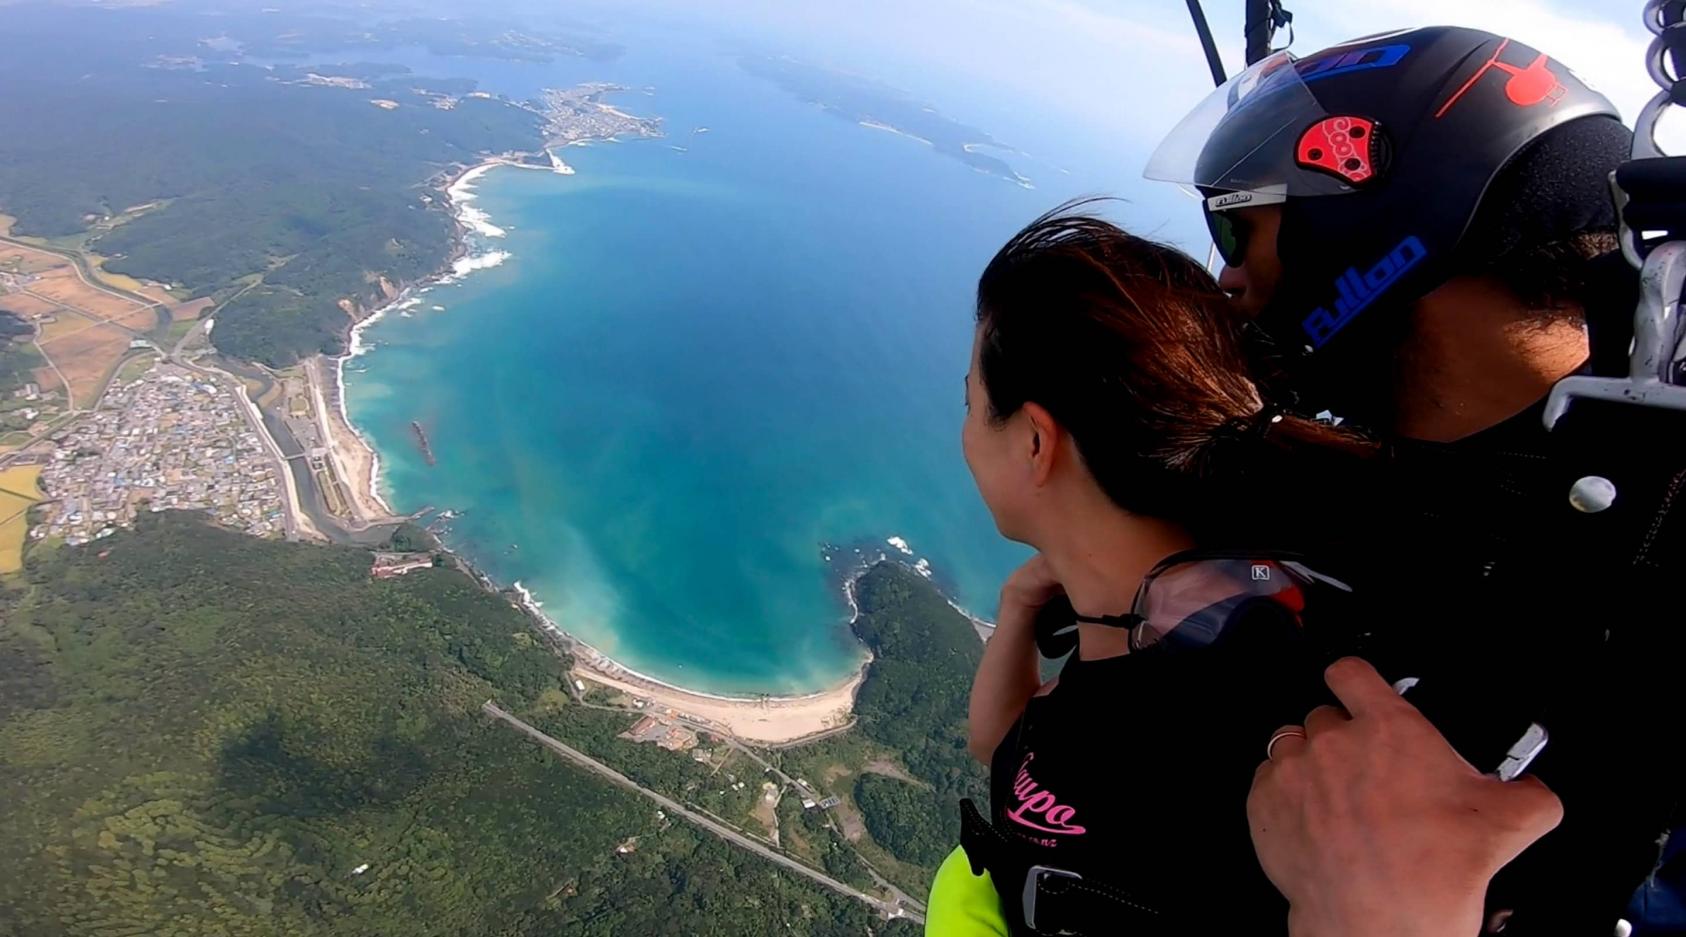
[775,562,989,893]
[0,513,913,936]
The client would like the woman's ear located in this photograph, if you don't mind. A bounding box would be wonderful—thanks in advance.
[1021,402,1060,486]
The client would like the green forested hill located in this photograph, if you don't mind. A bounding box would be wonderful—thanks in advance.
[0,4,550,366]
[766,562,990,898]
[848,564,988,868]
[0,513,905,936]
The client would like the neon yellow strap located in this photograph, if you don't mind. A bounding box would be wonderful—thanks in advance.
[925,845,1010,937]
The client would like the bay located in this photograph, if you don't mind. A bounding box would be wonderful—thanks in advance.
[347,37,1084,694]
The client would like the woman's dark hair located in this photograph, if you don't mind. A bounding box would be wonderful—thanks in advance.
[976,200,1370,533]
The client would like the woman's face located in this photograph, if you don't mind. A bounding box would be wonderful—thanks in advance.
[962,327,1031,542]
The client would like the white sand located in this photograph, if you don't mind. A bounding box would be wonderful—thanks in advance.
[574,663,862,745]
[511,581,865,745]
[307,356,395,521]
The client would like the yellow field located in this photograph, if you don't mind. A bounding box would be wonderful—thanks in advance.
[0,245,62,275]
[0,464,44,575]
[38,322,134,408]
[30,268,151,322]
[0,241,166,409]
[0,292,62,319]
[34,307,97,342]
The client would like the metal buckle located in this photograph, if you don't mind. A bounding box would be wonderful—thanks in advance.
[1022,865,1083,935]
[1497,722,1551,782]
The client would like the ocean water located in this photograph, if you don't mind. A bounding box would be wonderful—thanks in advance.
[344,36,1149,694]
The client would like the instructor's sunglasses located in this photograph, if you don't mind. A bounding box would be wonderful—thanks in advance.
[1203,206,1249,268]
[1032,549,1354,660]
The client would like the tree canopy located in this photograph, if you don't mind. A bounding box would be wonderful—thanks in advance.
[0,513,909,936]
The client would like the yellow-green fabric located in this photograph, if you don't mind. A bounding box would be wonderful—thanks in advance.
[925,845,1010,936]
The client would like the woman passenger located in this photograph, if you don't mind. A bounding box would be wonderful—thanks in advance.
[928,203,1372,936]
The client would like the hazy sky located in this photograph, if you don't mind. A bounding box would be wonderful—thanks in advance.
[620,0,1676,157]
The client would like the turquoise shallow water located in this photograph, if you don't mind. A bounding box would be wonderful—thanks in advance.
[344,41,1135,694]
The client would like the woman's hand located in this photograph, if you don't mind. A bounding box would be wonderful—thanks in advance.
[968,555,1063,764]
[996,553,1064,633]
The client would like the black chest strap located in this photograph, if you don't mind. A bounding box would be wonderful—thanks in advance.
[958,799,1168,937]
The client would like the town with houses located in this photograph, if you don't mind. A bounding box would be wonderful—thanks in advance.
[31,363,286,546]
[0,79,674,569]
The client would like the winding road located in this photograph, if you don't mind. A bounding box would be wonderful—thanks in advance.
[481,700,922,925]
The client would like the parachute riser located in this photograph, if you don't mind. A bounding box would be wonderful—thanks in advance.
[1544,0,1686,429]
[1544,241,1686,427]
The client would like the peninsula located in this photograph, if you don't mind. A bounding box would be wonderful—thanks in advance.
[738,53,1033,188]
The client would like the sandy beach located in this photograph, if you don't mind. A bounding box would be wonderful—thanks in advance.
[304,355,396,524]
[510,576,868,745]
[574,658,863,745]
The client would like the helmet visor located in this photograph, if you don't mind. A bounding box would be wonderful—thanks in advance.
[1144,51,1359,199]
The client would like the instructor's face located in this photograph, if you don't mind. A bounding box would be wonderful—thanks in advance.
[1215,205,1284,319]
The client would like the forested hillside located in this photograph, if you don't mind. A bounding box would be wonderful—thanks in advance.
[849,564,989,867]
[769,563,990,895]
[0,513,910,936]
[0,5,549,366]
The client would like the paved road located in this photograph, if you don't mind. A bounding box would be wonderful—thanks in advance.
[482,701,921,925]
[569,700,927,914]
[171,318,210,359]
[664,715,925,910]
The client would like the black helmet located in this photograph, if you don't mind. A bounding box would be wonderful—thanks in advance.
[1147,26,1621,360]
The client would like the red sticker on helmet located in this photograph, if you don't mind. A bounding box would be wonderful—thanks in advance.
[1435,40,1567,119]
[1295,117,1381,185]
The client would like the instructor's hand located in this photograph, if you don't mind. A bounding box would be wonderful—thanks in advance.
[1248,658,1563,937]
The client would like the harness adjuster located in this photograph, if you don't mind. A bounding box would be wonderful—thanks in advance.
[1023,864,1084,935]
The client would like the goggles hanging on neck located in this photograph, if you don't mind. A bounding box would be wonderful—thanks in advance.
[1034,549,1354,659]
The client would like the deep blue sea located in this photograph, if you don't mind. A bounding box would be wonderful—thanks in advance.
[341,31,1193,694]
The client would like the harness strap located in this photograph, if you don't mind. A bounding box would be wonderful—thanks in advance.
[959,799,1167,936]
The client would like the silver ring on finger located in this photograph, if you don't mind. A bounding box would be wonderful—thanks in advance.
[1266,727,1307,762]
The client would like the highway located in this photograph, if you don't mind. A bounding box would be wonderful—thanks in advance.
[567,698,927,914]
[481,701,922,925]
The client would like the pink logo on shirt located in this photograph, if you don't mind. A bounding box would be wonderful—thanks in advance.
[1007,752,1087,836]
